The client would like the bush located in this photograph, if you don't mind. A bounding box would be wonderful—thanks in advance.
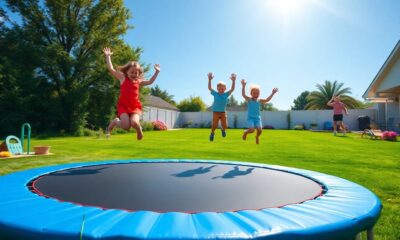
[114,128,129,134]
[141,121,155,131]
[182,120,193,128]
[263,125,275,129]
[83,128,98,136]
[382,131,398,141]
[152,121,167,131]
[73,128,97,137]
[199,121,211,128]
[177,96,206,112]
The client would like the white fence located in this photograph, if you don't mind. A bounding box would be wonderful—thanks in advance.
[176,109,377,130]
[142,107,181,129]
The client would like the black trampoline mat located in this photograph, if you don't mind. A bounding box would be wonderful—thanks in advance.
[31,162,323,212]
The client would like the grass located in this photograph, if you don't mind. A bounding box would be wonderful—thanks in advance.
[0,129,399,239]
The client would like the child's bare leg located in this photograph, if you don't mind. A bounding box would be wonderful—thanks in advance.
[119,113,131,131]
[130,113,143,140]
[333,121,337,135]
[339,121,346,134]
[106,118,121,137]
[243,128,255,140]
[256,128,262,144]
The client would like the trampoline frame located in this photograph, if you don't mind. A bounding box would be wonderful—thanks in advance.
[0,159,382,240]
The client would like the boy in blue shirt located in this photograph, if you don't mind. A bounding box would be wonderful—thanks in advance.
[208,72,236,141]
[241,79,278,144]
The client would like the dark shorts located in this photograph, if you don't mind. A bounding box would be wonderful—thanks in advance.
[333,114,343,122]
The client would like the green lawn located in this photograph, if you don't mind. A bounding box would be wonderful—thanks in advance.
[0,129,399,239]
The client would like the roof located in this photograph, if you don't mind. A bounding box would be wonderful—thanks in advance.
[143,95,179,111]
[363,40,400,99]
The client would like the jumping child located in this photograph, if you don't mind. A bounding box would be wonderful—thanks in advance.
[241,79,278,144]
[327,95,348,136]
[103,47,160,140]
[208,72,236,141]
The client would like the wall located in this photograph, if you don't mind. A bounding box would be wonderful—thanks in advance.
[376,102,400,131]
[176,109,377,130]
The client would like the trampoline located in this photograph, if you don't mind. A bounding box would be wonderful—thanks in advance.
[0,159,381,240]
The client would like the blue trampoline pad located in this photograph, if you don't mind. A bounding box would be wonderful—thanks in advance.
[0,159,382,240]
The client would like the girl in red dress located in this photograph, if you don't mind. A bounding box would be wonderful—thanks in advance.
[103,47,160,140]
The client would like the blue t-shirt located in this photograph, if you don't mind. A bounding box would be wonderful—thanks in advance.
[211,90,230,112]
[247,99,261,120]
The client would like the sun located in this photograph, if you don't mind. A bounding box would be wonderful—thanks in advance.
[269,0,310,21]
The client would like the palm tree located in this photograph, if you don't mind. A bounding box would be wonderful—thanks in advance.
[305,80,360,110]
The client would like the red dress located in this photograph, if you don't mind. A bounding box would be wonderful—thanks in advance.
[117,77,142,116]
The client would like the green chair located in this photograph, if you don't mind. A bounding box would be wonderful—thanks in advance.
[5,135,23,155]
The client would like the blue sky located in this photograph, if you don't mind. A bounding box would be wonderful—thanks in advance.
[2,0,399,109]
[124,0,400,109]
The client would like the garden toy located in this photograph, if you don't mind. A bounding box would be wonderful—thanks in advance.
[5,136,23,155]
[362,129,383,140]
[2,123,32,156]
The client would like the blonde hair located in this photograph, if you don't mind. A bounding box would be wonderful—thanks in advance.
[217,81,226,87]
[250,84,260,93]
[117,61,144,78]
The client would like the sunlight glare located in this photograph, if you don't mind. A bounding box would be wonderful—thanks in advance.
[269,0,311,22]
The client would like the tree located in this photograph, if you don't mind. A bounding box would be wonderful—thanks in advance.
[177,96,207,112]
[305,80,360,110]
[357,99,375,109]
[227,95,239,107]
[1,0,142,134]
[261,103,278,111]
[150,85,176,105]
[291,91,310,110]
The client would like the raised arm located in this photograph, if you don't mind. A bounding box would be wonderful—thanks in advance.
[208,72,214,91]
[241,79,250,101]
[260,88,278,104]
[103,47,124,82]
[141,64,160,86]
[227,73,236,95]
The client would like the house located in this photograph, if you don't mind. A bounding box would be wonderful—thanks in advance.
[142,95,180,129]
[363,40,400,131]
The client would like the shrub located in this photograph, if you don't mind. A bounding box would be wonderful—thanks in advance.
[199,121,211,128]
[141,121,155,131]
[182,120,193,128]
[152,121,167,131]
[114,128,129,134]
[382,131,398,141]
[83,128,97,136]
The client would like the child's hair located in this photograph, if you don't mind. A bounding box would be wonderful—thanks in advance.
[250,84,260,92]
[217,82,226,87]
[117,61,144,78]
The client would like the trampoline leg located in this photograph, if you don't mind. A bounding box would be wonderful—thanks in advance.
[367,228,374,240]
[355,233,361,240]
